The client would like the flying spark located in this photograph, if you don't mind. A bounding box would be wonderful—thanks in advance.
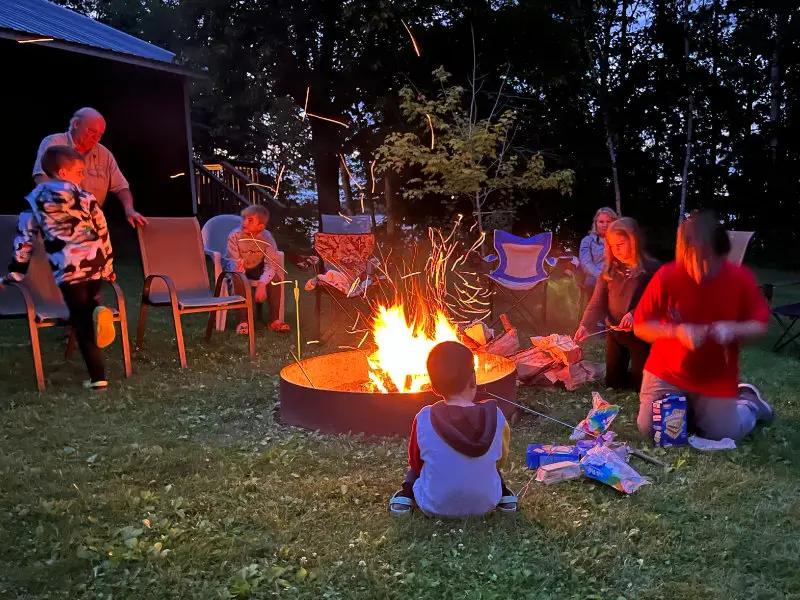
[306,112,349,128]
[426,114,435,149]
[18,37,53,43]
[401,20,421,56]
[169,172,185,179]
[302,87,310,121]
[339,155,364,189]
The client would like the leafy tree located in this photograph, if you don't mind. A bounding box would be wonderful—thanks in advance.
[378,68,575,239]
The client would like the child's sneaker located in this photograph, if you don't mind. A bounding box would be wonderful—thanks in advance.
[83,379,109,390]
[268,320,290,333]
[389,491,415,516]
[497,494,518,513]
[93,306,115,348]
[235,322,249,335]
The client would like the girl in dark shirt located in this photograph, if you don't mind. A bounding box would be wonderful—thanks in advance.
[575,217,660,390]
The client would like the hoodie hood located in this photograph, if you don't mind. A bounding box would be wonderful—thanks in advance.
[429,400,499,457]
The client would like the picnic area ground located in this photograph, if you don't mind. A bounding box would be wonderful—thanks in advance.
[0,260,798,599]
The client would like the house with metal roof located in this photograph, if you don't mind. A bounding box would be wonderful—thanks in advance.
[1,0,197,226]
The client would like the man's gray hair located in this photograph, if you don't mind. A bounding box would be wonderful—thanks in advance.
[70,107,104,128]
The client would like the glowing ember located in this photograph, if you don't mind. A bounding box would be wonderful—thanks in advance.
[367,303,466,393]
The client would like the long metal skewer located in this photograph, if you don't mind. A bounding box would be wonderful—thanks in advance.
[482,390,670,468]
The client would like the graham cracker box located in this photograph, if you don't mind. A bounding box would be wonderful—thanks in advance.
[652,394,688,447]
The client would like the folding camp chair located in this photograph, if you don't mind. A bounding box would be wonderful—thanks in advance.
[0,214,131,390]
[727,230,754,266]
[762,281,800,354]
[201,214,285,331]
[311,231,378,342]
[484,230,552,332]
[136,217,255,368]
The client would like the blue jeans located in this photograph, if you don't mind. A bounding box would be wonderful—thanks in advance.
[638,371,756,441]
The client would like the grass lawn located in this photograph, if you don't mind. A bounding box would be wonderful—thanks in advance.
[0,259,799,599]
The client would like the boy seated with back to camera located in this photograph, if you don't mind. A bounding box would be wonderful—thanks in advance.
[389,341,518,518]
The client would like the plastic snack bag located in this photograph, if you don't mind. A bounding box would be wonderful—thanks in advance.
[580,445,649,494]
[570,392,620,440]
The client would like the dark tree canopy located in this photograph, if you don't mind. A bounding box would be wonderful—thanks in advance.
[54,0,800,266]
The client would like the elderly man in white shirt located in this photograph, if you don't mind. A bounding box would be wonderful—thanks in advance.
[32,107,148,227]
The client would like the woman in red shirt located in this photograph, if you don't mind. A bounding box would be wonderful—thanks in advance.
[633,211,774,441]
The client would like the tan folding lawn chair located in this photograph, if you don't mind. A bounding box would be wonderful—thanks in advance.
[200,214,285,331]
[0,213,131,390]
[135,217,255,368]
[727,230,754,266]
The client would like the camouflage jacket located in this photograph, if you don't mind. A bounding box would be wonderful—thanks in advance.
[8,181,113,285]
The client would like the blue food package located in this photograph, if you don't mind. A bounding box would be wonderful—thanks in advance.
[652,394,688,447]
[526,444,581,469]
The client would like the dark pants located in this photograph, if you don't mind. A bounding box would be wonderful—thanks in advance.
[605,330,650,391]
[233,265,280,324]
[60,280,105,382]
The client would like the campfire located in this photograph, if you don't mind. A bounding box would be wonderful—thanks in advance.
[278,221,518,436]
[278,302,517,436]
[366,303,471,393]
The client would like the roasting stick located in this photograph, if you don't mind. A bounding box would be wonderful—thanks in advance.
[290,350,316,389]
[481,391,669,468]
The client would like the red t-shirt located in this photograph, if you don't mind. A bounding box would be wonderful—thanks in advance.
[633,261,769,398]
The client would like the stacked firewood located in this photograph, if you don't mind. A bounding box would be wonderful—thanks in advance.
[461,317,605,390]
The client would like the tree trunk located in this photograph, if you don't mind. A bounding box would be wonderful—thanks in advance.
[384,172,396,237]
[340,162,354,214]
[309,118,341,221]
[678,0,694,225]
[605,126,622,217]
[709,0,720,203]
[578,0,622,216]
[769,27,780,169]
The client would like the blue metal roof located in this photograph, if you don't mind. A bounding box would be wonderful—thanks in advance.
[0,0,175,64]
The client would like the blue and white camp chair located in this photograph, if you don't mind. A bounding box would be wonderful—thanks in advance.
[484,230,552,331]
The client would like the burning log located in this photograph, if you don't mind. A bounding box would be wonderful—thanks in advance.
[485,315,520,357]
[461,314,519,357]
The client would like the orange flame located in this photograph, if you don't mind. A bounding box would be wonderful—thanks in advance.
[367,304,461,393]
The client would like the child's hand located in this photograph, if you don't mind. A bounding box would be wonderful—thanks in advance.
[615,311,634,331]
[255,283,267,303]
[574,326,589,342]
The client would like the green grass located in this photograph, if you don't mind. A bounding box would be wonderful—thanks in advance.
[0,260,799,599]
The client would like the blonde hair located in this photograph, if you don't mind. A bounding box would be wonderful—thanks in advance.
[241,204,270,226]
[589,207,618,235]
[601,217,646,281]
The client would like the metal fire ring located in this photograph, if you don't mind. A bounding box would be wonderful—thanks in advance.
[279,350,518,437]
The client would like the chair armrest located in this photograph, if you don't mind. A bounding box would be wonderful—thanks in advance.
[204,249,223,279]
[215,270,252,302]
[761,279,800,304]
[100,277,128,314]
[142,274,178,303]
